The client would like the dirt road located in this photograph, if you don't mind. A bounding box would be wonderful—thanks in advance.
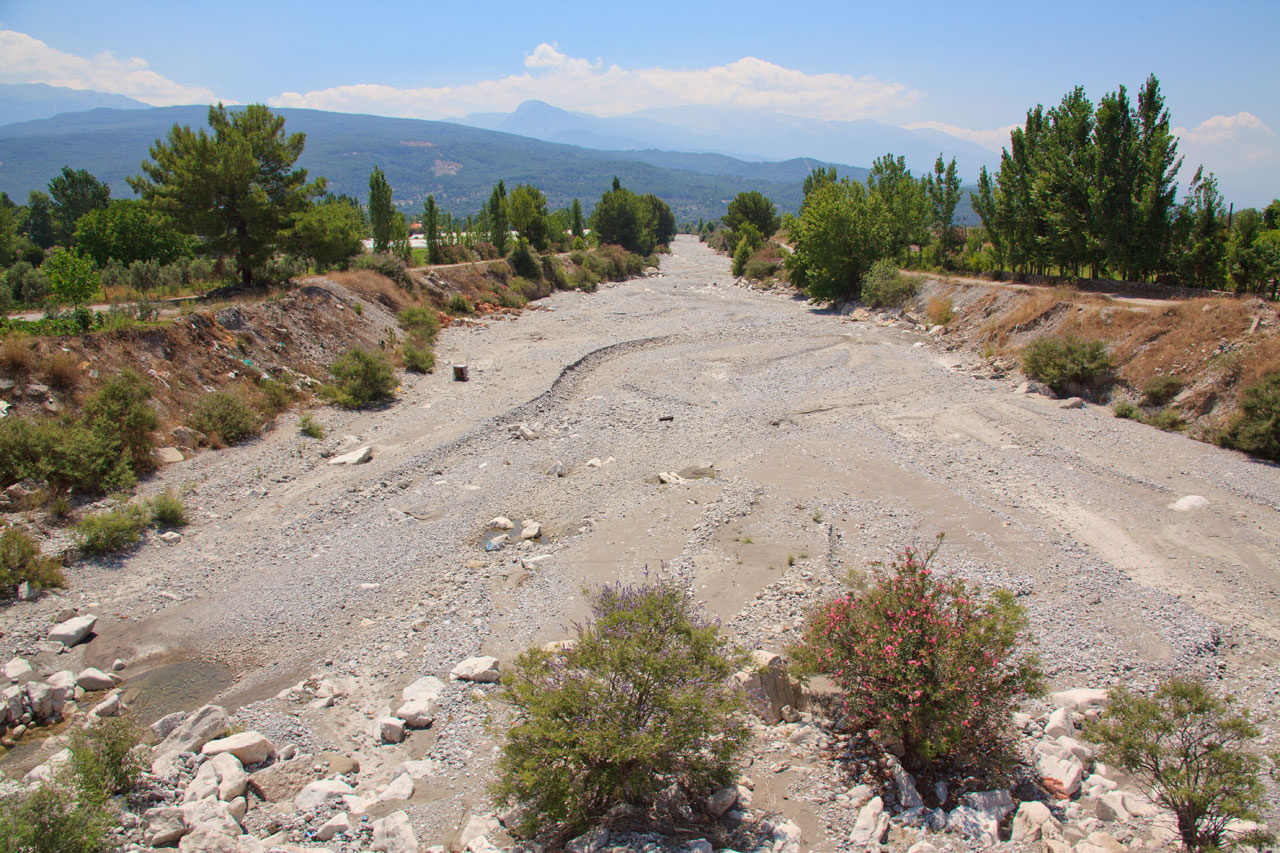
[5,235,1278,844]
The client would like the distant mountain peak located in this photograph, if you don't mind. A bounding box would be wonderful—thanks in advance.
[0,82,149,128]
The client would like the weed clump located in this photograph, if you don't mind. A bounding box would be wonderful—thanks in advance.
[495,578,750,839]
[190,392,261,447]
[0,524,65,597]
[74,504,146,555]
[1142,374,1185,405]
[298,412,324,438]
[447,293,474,315]
[68,715,147,802]
[1021,335,1113,394]
[148,490,188,528]
[795,536,1042,772]
[1217,372,1280,462]
[327,348,396,408]
[926,296,955,327]
[860,258,917,308]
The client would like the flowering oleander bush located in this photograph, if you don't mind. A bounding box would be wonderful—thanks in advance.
[494,578,750,838]
[795,537,1042,771]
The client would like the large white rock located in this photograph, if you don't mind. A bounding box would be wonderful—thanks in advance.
[729,649,805,725]
[49,614,97,646]
[329,445,372,465]
[947,805,999,846]
[201,731,275,765]
[1096,791,1130,822]
[75,667,115,691]
[211,752,248,801]
[1036,749,1085,797]
[401,675,447,702]
[294,778,355,811]
[3,656,32,681]
[377,773,414,803]
[1049,687,1111,712]
[1044,706,1074,737]
[960,789,1015,823]
[153,705,231,778]
[143,805,189,846]
[395,698,434,728]
[1170,495,1209,512]
[706,786,739,817]
[889,757,924,809]
[91,692,122,718]
[564,826,609,853]
[180,797,241,836]
[393,758,438,780]
[450,656,500,683]
[488,517,514,531]
[850,796,886,845]
[23,749,71,786]
[1011,801,1054,843]
[372,811,418,853]
[379,716,406,744]
[315,811,352,842]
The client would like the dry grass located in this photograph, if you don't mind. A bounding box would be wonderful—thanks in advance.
[926,297,954,327]
[1,337,35,373]
[978,291,1062,346]
[42,351,82,390]
[327,270,415,313]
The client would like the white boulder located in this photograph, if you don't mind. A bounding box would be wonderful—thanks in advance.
[450,656,500,683]
[49,614,97,647]
[201,731,275,765]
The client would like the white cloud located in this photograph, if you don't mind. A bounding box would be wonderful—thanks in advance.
[0,29,220,106]
[269,43,922,120]
[900,120,1018,152]
[1175,112,1273,146]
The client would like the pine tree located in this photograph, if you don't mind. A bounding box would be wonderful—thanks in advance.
[48,167,111,246]
[367,166,394,255]
[130,103,323,287]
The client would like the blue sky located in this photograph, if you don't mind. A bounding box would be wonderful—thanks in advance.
[1,0,1276,203]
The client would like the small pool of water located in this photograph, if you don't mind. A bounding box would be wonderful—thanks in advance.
[120,659,234,725]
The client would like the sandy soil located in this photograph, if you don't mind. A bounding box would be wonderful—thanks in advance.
[4,235,1278,847]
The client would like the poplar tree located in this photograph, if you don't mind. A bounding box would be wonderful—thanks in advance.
[925,156,961,264]
[488,181,508,253]
[423,195,440,264]
[367,166,394,254]
[570,198,584,238]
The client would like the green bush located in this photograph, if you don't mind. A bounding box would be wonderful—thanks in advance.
[1217,372,1280,462]
[74,504,146,555]
[1113,401,1141,420]
[1142,374,1185,405]
[507,241,541,280]
[731,238,751,277]
[860,258,917,308]
[1146,408,1186,432]
[351,252,411,286]
[397,305,441,341]
[0,370,155,496]
[68,715,146,802]
[494,578,750,838]
[0,785,110,853]
[743,258,781,281]
[0,525,65,597]
[190,392,262,446]
[446,293,473,315]
[795,536,1042,772]
[148,490,188,528]
[298,412,324,439]
[401,342,435,373]
[1021,335,1113,394]
[1086,680,1267,852]
[328,348,396,408]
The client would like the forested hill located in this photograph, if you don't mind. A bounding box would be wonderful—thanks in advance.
[0,105,882,221]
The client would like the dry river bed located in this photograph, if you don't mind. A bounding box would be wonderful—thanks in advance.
[3,235,1279,848]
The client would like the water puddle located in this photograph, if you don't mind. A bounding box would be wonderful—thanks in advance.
[120,659,234,725]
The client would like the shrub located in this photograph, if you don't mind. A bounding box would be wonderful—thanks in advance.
[1142,374,1185,405]
[743,258,780,281]
[1021,335,1113,394]
[860,258,917,308]
[1217,372,1280,462]
[397,306,441,341]
[795,537,1042,772]
[507,241,541,280]
[0,416,133,495]
[1113,401,1141,420]
[81,370,157,477]
[298,412,324,438]
[401,342,435,373]
[1146,408,1186,432]
[68,715,146,802]
[731,239,751,277]
[0,784,111,853]
[0,525,65,597]
[1086,680,1266,852]
[328,348,396,408]
[75,504,146,555]
[351,252,410,286]
[447,293,473,315]
[1,337,34,373]
[190,391,262,446]
[148,490,188,528]
[494,578,750,838]
[42,352,80,390]
[926,296,955,326]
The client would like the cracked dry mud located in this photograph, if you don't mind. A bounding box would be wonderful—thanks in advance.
[4,235,1279,848]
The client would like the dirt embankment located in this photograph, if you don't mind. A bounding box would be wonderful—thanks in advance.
[909,276,1280,438]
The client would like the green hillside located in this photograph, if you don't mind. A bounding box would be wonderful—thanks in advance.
[0,106,814,222]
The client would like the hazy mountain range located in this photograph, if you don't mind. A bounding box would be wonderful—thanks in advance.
[0,83,149,127]
[459,100,999,179]
[0,85,979,223]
